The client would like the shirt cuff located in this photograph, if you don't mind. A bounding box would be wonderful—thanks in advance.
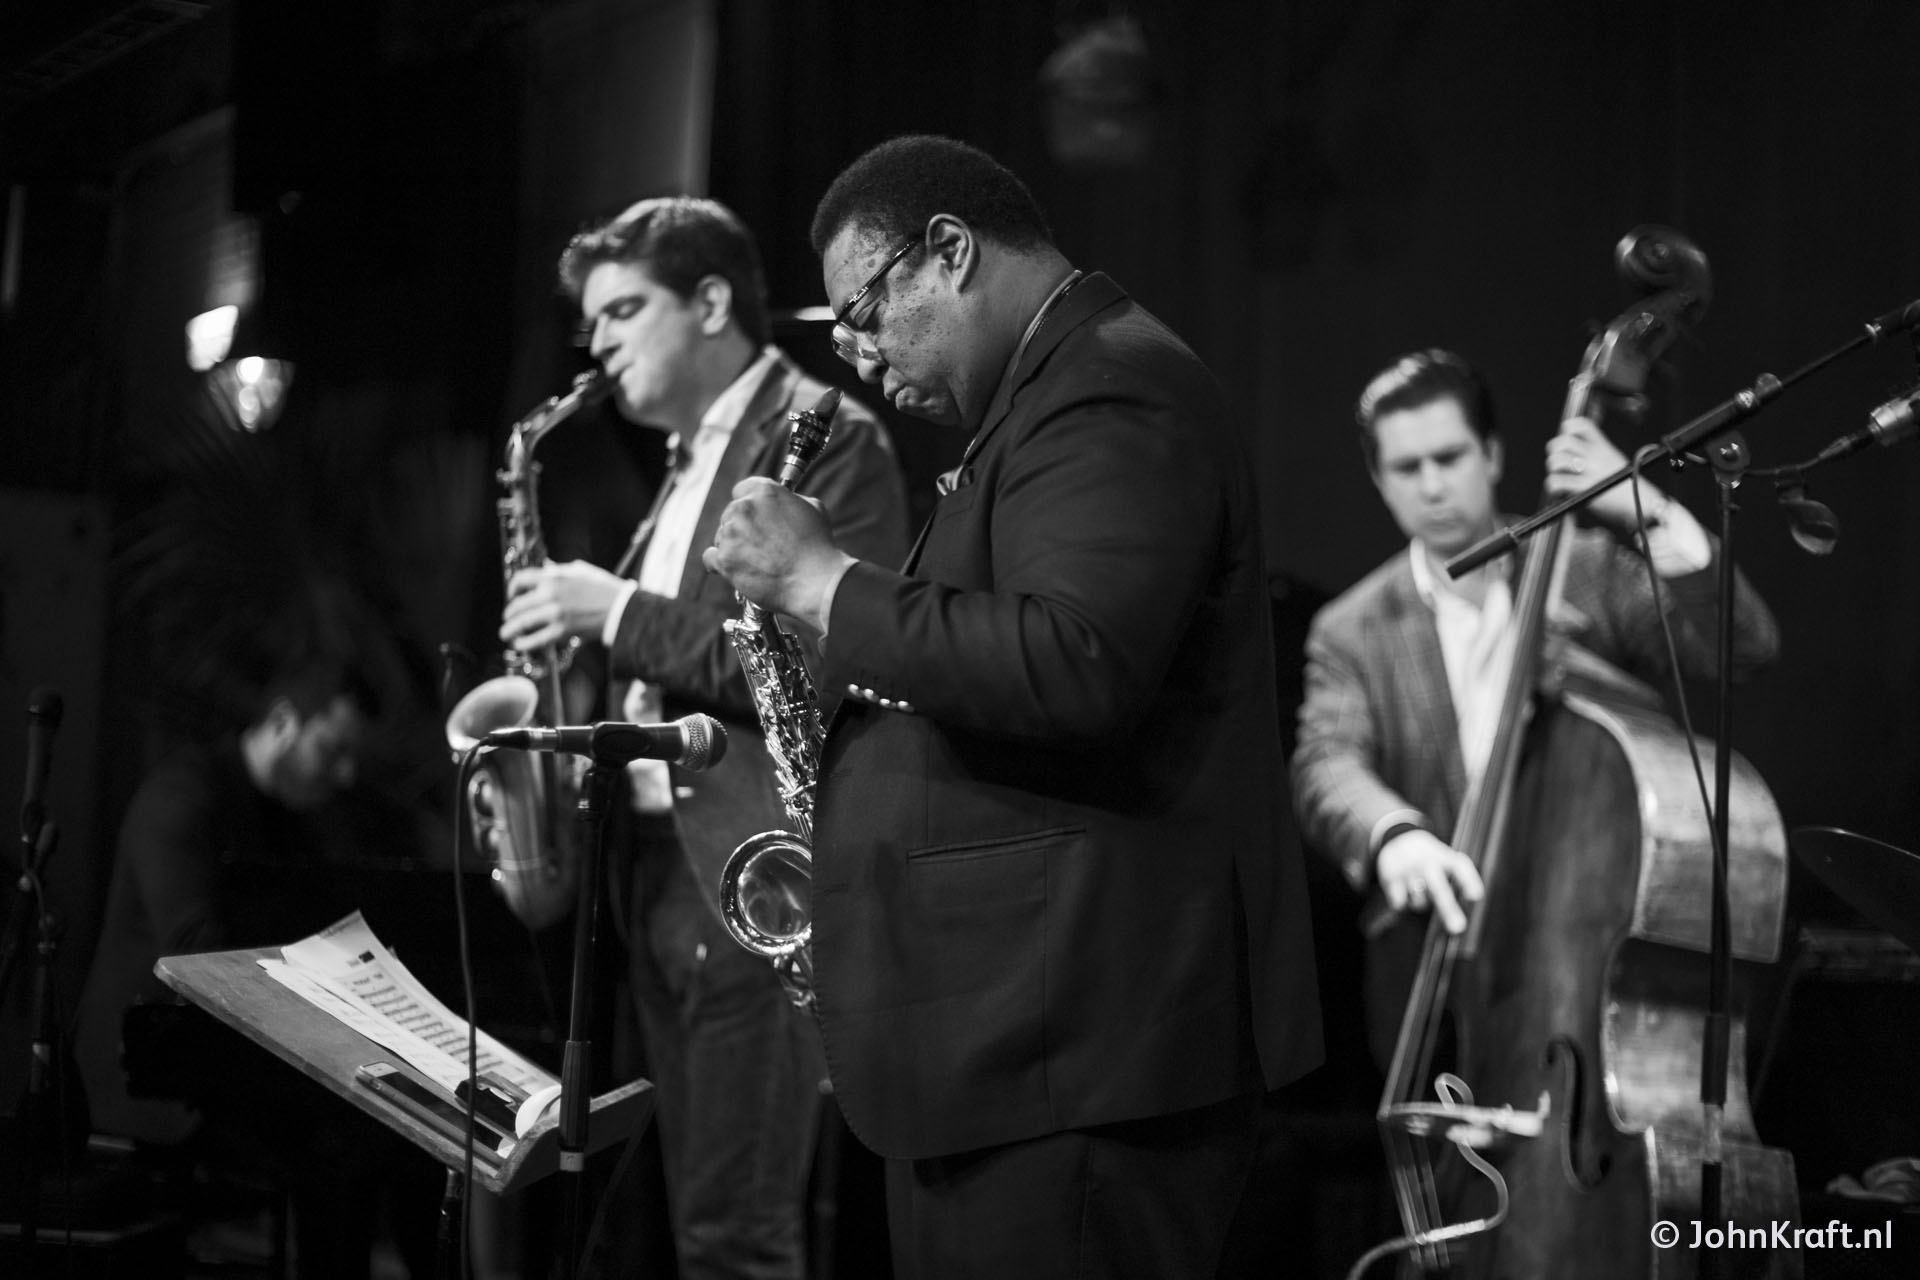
[1642,496,1712,577]
[814,557,859,645]
[1368,807,1428,859]
[600,582,640,648]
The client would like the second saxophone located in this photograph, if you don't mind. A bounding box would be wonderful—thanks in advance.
[445,369,611,929]
[716,387,842,1009]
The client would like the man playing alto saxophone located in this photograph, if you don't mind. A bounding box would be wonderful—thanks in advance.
[499,196,908,1280]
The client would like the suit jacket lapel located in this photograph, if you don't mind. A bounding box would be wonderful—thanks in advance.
[901,506,936,575]
[677,354,801,600]
[899,272,1127,576]
[965,272,1125,475]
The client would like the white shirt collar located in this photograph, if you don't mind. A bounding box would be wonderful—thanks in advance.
[1406,537,1449,609]
[697,345,782,439]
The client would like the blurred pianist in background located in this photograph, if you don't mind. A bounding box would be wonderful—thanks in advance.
[73,649,439,1279]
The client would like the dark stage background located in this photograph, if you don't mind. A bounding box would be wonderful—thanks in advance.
[3,0,1919,1273]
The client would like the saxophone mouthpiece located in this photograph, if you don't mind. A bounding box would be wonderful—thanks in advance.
[778,388,841,487]
[807,387,842,422]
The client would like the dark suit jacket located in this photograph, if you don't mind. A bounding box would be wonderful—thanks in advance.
[1290,524,1780,1059]
[606,350,908,917]
[809,273,1324,1160]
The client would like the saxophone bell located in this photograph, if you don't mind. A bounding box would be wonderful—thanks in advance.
[445,674,579,930]
[719,830,815,1007]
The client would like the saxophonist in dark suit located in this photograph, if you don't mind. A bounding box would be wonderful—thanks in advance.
[500,195,908,1280]
[705,136,1323,1280]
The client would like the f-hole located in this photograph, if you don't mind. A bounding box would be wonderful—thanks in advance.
[1546,1034,1610,1191]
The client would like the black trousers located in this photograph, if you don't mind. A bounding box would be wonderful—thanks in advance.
[623,819,826,1280]
[885,1091,1263,1280]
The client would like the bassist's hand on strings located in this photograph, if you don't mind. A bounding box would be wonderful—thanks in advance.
[1544,415,1675,537]
[1378,829,1484,934]
[1546,416,1710,573]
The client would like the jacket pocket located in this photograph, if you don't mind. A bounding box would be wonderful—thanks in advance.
[902,827,1086,1000]
[906,825,1085,864]
[898,829,1087,1080]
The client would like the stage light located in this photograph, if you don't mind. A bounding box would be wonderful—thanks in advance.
[204,299,295,433]
[192,211,294,430]
[208,350,293,433]
[185,305,239,372]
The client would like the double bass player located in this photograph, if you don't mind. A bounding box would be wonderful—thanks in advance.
[1291,347,1781,1067]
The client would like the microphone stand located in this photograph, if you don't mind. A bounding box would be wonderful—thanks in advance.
[1754,329,1920,554]
[0,825,54,1010]
[557,754,620,1280]
[9,824,60,1266]
[1447,300,1917,577]
[1446,309,1915,1275]
[1700,432,1747,1279]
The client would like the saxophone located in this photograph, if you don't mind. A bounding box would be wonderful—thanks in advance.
[445,369,612,929]
[717,387,841,1010]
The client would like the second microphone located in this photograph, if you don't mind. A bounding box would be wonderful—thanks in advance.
[484,715,728,769]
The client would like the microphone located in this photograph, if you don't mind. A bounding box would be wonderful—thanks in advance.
[1867,385,1920,447]
[20,687,62,845]
[1865,298,1920,340]
[484,715,728,770]
[1813,385,1920,464]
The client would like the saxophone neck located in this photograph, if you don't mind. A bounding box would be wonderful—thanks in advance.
[512,368,614,453]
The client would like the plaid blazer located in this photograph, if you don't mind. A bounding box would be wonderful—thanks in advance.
[1289,522,1778,1061]
[1290,523,1779,891]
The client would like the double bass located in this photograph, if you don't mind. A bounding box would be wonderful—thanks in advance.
[1366,228,1801,1279]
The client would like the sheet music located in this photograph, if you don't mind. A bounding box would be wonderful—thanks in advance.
[258,911,554,1107]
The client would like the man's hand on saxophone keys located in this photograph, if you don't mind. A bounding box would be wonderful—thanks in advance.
[500,560,628,652]
[704,477,854,636]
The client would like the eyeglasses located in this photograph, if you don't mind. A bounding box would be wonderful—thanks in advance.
[829,240,917,366]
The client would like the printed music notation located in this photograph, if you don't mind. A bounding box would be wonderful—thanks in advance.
[258,910,561,1137]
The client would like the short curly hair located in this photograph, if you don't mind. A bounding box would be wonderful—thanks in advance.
[1354,348,1499,473]
[558,196,770,347]
[809,135,1053,257]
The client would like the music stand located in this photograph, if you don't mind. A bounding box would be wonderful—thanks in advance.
[154,948,652,1252]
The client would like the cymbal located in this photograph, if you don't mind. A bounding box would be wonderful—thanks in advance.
[1791,825,1920,957]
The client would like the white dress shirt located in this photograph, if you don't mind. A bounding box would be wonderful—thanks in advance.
[601,346,781,810]
[1404,498,1712,793]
